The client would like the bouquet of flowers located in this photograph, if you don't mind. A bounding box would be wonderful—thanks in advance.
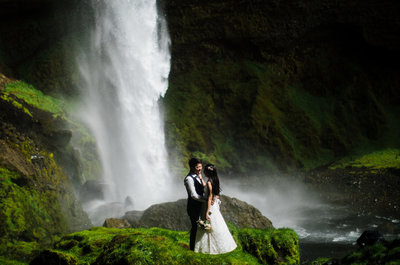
[197,219,211,231]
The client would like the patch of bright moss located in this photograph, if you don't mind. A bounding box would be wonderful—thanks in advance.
[26,226,299,265]
[4,81,64,116]
[238,228,299,265]
[329,148,400,169]
[0,167,67,243]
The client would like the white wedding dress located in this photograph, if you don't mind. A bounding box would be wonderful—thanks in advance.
[194,187,237,254]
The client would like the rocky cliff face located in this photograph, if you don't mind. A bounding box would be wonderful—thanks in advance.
[0,70,91,263]
[161,0,400,173]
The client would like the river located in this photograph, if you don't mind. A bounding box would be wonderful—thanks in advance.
[223,174,399,260]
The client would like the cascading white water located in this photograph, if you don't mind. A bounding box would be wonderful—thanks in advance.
[77,0,176,217]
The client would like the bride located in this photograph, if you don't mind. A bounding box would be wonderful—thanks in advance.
[194,164,237,254]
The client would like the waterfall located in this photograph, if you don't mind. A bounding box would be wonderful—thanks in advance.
[77,0,175,219]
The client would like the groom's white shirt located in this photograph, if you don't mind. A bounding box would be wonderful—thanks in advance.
[184,174,206,202]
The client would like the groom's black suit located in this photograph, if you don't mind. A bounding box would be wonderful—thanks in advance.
[184,173,205,250]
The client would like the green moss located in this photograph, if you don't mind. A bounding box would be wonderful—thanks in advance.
[0,240,41,265]
[329,148,400,169]
[0,93,33,117]
[4,81,64,117]
[0,137,90,263]
[0,167,67,242]
[238,228,299,265]
[311,257,332,265]
[67,118,102,182]
[341,243,394,264]
[0,257,28,265]
[22,226,298,265]
[163,27,400,173]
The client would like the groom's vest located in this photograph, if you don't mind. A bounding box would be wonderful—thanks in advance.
[185,173,204,216]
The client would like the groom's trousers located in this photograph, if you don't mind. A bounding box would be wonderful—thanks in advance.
[189,213,199,251]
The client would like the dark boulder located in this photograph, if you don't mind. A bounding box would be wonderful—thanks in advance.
[79,180,109,203]
[122,210,144,227]
[356,230,387,247]
[219,195,273,229]
[123,195,273,230]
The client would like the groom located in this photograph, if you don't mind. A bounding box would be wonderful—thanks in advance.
[184,157,207,251]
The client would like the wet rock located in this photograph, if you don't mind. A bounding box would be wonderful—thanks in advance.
[85,201,125,226]
[219,195,273,229]
[356,230,387,247]
[103,218,131,229]
[125,195,273,230]
[130,199,190,230]
[79,180,109,203]
[122,210,144,227]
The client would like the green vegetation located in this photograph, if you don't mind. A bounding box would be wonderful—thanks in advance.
[26,226,298,265]
[0,240,41,265]
[238,228,299,265]
[341,241,400,265]
[310,257,332,265]
[163,58,339,173]
[329,148,400,169]
[0,166,65,263]
[0,136,90,264]
[4,81,64,117]
[67,118,102,183]
[0,92,32,117]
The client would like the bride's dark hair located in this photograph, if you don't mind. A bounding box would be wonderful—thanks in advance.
[204,164,221,196]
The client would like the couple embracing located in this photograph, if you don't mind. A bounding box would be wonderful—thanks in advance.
[184,157,237,254]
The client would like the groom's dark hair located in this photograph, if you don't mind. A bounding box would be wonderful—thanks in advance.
[188,157,202,170]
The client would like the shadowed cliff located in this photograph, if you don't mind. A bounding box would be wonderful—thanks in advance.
[160,0,400,174]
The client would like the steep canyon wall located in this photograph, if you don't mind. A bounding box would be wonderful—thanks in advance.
[161,0,400,173]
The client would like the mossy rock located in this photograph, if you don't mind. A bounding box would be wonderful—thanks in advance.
[30,249,78,265]
[0,133,90,263]
[3,81,64,117]
[124,196,272,231]
[25,226,299,265]
[238,228,299,265]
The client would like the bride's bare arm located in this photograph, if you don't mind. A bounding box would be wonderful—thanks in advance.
[206,181,213,220]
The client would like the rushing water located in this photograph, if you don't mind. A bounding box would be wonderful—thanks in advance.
[76,0,177,223]
[224,175,399,260]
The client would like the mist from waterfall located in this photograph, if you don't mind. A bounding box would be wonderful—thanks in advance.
[76,0,178,220]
